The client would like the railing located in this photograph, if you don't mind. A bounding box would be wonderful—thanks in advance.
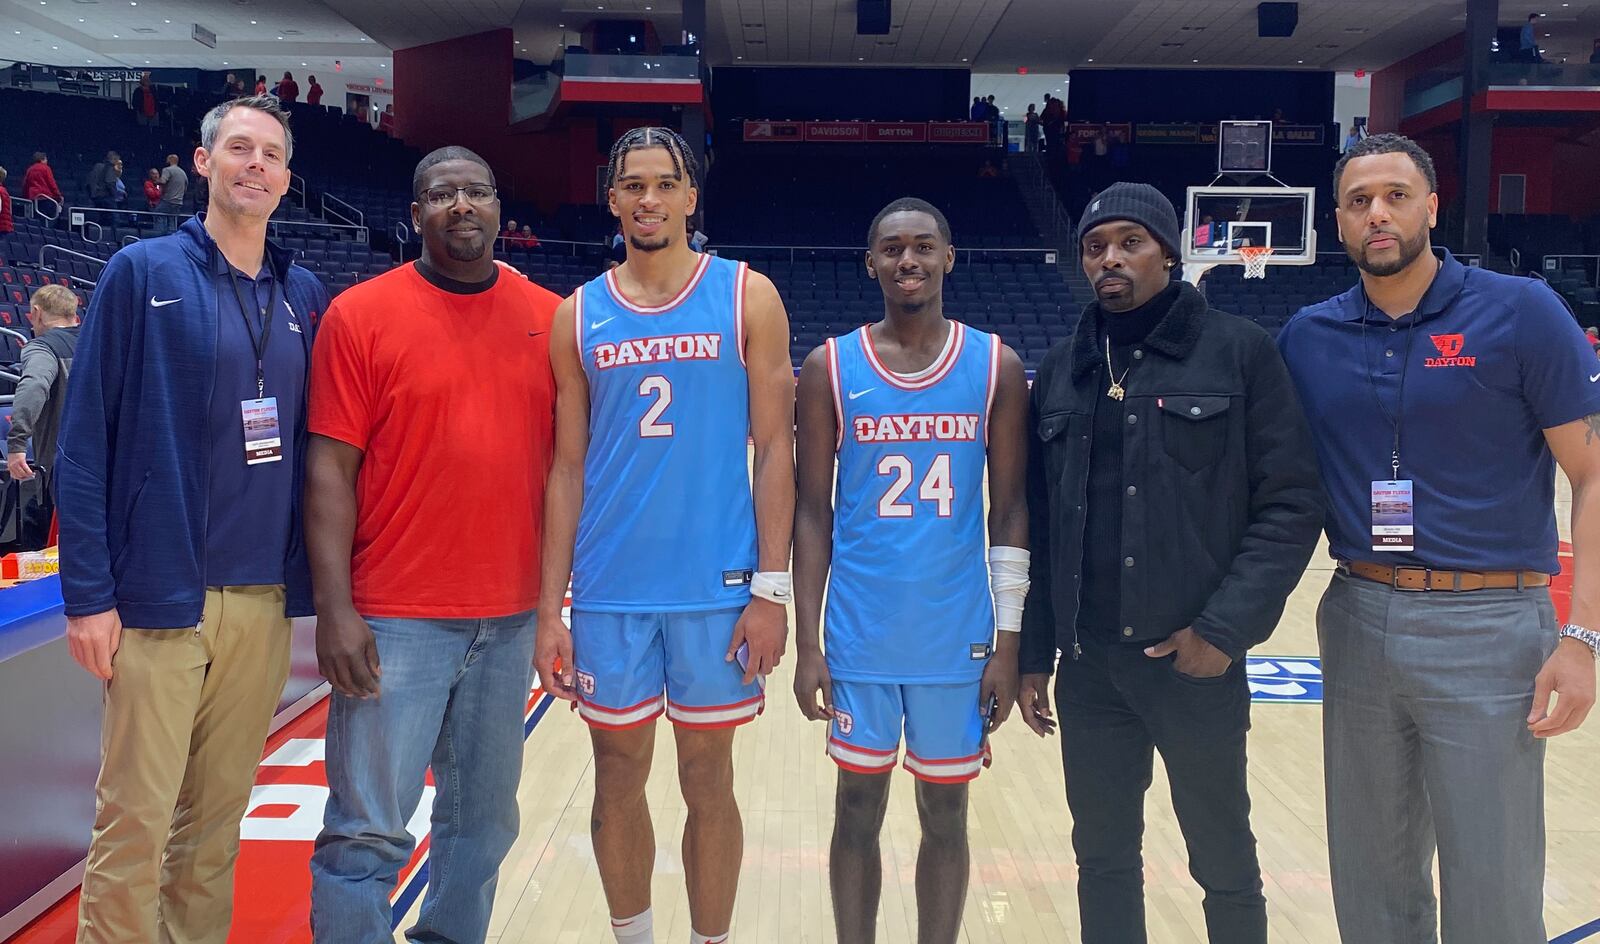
[38,247,107,288]
[13,198,36,221]
[122,235,140,247]
[563,52,699,82]
[270,219,369,242]
[66,205,369,244]
[1543,253,1600,288]
[1488,61,1600,89]
[1510,246,1522,273]
[393,222,411,264]
[289,174,308,210]
[31,196,60,222]
[66,206,177,243]
[709,244,1059,266]
[321,193,365,229]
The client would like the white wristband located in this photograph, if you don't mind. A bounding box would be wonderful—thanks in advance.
[750,571,793,605]
[988,546,1030,634]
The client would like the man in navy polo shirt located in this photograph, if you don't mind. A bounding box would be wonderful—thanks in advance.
[1279,133,1599,944]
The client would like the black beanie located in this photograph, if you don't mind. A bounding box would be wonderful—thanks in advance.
[1076,182,1182,262]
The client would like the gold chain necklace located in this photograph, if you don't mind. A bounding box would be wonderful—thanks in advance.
[1104,335,1131,401]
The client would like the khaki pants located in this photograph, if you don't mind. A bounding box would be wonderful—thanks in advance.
[77,585,293,944]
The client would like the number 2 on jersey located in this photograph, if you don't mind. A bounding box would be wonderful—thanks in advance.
[639,375,673,438]
[876,453,954,518]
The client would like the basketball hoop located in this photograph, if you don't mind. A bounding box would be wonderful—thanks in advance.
[1239,245,1274,279]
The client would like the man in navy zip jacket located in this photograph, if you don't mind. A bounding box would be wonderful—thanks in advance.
[55,94,329,944]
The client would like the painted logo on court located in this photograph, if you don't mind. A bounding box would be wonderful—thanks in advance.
[1246,655,1323,703]
[834,709,855,736]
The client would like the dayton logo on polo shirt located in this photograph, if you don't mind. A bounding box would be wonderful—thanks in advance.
[1425,333,1477,368]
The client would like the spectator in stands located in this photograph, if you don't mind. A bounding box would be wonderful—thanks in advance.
[225,72,244,96]
[110,159,127,210]
[307,75,324,106]
[143,168,162,211]
[1021,182,1322,944]
[159,153,188,232]
[132,73,158,127]
[277,71,300,104]
[378,103,396,135]
[22,152,61,206]
[305,145,560,944]
[8,284,80,489]
[58,93,329,944]
[88,151,121,209]
[1024,103,1040,152]
[517,224,540,249]
[1522,13,1544,63]
[0,166,12,235]
[1042,95,1067,156]
[255,75,268,96]
[501,217,519,245]
[971,96,986,121]
[1586,326,1599,354]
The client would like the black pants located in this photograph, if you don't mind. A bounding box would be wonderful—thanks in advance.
[1055,637,1266,944]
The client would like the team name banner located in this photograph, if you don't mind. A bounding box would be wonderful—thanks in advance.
[1132,122,1326,146]
[743,120,991,145]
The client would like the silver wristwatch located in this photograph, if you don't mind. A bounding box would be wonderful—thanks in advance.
[1559,623,1600,656]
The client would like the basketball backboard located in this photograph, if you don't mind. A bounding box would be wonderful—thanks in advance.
[1182,185,1316,283]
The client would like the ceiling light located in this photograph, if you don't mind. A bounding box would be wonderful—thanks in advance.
[301,62,307,66]
[380,63,386,67]
[12,30,19,34]
[1297,59,1304,63]
[112,33,119,37]
[858,57,865,61]
[1192,58,1199,62]
[1087,58,1094,62]
[250,19,256,24]
[51,45,58,50]
[163,18,169,23]
[736,55,742,59]
[77,17,84,22]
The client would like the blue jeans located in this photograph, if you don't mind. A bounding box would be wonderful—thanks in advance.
[309,610,537,944]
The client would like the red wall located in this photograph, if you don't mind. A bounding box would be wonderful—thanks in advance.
[1370,34,1464,133]
[392,30,670,216]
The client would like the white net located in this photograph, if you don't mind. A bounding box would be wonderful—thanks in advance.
[1240,246,1273,279]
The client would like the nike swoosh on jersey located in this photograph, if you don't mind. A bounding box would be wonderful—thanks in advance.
[150,296,182,308]
[1591,372,1600,383]
[848,388,877,400]
[589,316,618,331]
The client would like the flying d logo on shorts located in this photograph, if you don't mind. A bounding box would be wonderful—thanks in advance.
[576,671,596,697]
[834,710,855,737]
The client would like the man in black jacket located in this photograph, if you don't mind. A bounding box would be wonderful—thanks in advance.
[1017,183,1323,944]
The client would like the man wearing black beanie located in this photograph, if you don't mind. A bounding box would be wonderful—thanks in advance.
[1015,182,1324,943]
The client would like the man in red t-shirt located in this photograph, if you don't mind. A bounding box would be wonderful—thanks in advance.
[306,76,323,107]
[305,147,560,943]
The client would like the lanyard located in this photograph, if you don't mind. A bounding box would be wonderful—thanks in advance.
[1360,300,1419,480]
[225,267,279,399]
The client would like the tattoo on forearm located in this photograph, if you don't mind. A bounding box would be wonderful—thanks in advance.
[1586,413,1600,446]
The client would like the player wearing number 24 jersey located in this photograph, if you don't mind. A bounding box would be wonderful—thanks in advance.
[534,128,795,944]
[793,198,1031,944]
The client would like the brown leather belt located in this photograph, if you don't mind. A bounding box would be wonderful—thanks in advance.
[1338,560,1550,592]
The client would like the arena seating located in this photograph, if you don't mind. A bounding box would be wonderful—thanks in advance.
[707,150,1046,248]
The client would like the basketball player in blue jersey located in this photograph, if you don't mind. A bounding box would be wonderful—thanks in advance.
[793,197,1030,943]
[534,127,795,944]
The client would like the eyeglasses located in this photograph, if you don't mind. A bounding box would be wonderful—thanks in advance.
[420,184,497,209]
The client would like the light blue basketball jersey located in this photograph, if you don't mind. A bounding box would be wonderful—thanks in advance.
[824,321,1000,683]
[572,254,758,612]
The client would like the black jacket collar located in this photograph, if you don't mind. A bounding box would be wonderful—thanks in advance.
[1071,279,1210,377]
